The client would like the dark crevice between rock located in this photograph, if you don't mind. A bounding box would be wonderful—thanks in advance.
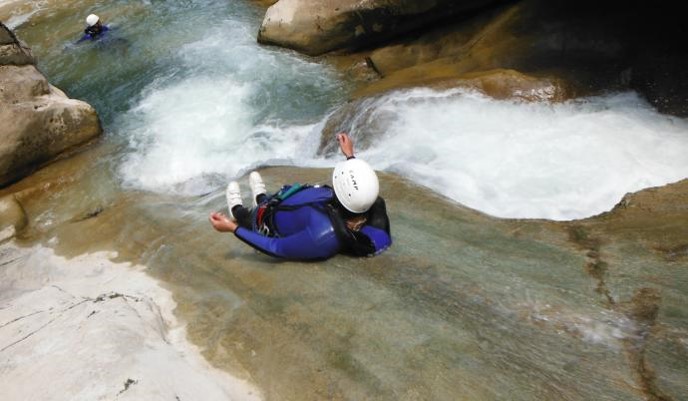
[364,56,383,78]
[93,292,141,303]
[567,226,674,400]
[652,244,688,263]
[567,225,614,306]
[0,256,24,268]
[71,206,105,223]
[0,298,89,352]
[117,378,138,396]
[0,310,45,329]
[620,288,674,401]
[0,21,21,45]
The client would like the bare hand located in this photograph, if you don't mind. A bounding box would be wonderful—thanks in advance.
[209,212,238,233]
[336,132,355,159]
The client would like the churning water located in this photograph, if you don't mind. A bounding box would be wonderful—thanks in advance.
[343,89,688,220]
[9,0,687,220]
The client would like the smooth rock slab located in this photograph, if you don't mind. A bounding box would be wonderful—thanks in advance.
[0,243,261,401]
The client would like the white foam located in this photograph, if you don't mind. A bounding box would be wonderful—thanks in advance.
[118,21,339,195]
[0,242,261,401]
[349,89,688,220]
[115,14,688,220]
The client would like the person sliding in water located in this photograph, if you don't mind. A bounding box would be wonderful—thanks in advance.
[209,133,392,260]
[77,14,109,42]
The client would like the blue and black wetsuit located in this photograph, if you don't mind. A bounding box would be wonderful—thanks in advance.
[232,185,392,261]
[77,25,110,43]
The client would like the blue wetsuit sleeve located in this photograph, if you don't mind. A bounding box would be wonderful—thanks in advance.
[354,197,392,256]
[234,227,337,261]
[359,226,392,255]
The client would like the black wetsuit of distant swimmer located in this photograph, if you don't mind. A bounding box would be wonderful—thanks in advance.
[231,184,392,261]
[77,23,110,43]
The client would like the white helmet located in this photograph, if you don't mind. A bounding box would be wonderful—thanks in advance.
[86,14,100,26]
[332,159,379,214]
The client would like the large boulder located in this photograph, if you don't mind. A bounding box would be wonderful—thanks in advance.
[257,0,501,56]
[0,23,101,187]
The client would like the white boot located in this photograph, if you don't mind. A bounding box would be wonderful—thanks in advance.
[249,171,267,207]
[225,181,243,219]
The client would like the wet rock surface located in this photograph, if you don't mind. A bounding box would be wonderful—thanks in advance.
[2,157,686,400]
[306,0,688,115]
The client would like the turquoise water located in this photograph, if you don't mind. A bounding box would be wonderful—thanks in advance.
[13,0,346,195]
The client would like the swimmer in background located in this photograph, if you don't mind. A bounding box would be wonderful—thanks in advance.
[77,14,109,43]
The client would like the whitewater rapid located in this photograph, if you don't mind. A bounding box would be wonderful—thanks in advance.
[349,89,688,220]
[110,6,688,221]
[117,20,341,194]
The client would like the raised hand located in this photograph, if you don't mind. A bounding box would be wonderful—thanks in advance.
[336,132,355,159]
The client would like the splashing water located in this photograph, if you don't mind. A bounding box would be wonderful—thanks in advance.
[341,89,688,220]
[9,0,688,220]
[116,31,688,219]
[117,19,343,194]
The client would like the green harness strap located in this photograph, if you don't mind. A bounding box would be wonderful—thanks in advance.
[276,183,303,201]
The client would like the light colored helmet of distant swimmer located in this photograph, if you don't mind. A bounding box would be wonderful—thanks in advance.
[332,159,379,214]
[86,14,100,26]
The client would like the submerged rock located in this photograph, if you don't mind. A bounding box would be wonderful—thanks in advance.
[257,0,500,56]
[0,22,101,187]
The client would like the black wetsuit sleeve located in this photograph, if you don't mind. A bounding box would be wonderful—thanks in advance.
[366,197,391,234]
[327,197,392,257]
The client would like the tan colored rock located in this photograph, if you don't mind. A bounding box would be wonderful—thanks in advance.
[0,194,27,241]
[258,0,500,56]
[447,69,569,102]
[357,67,570,102]
[0,87,101,186]
[1,24,101,187]
[0,65,50,102]
[0,22,35,65]
[349,4,534,97]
